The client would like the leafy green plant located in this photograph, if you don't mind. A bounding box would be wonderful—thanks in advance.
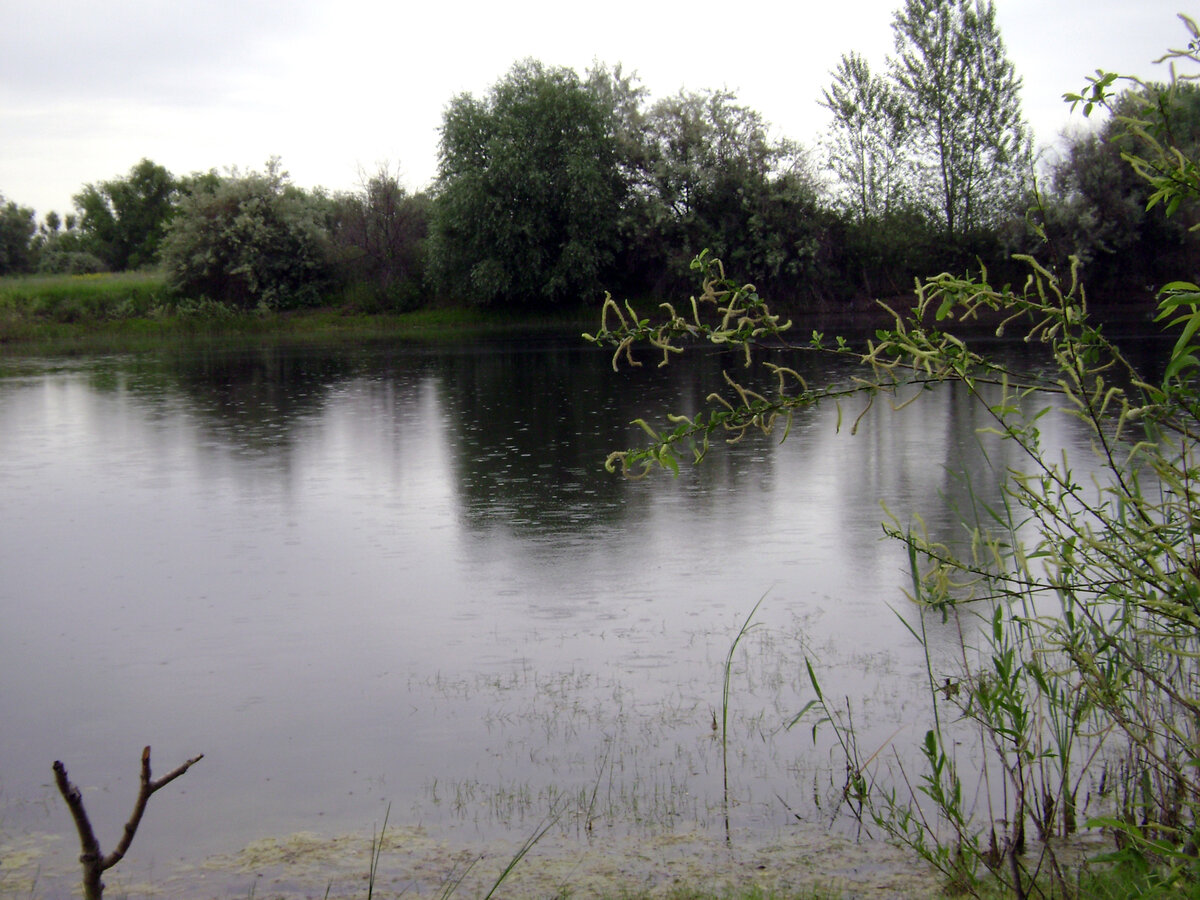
[161,158,333,310]
[588,19,1200,896]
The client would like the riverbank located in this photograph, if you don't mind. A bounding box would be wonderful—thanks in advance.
[0,272,599,352]
[0,818,945,899]
[0,271,1160,355]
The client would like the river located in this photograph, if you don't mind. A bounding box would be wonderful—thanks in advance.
[0,332,1117,897]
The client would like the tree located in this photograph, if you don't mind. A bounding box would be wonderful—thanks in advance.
[0,194,36,275]
[889,0,1031,240]
[1032,82,1200,292]
[820,52,909,224]
[73,159,178,270]
[820,51,940,298]
[585,62,651,189]
[161,159,333,310]
[584,63,660,296]
[637,89,817,293]
[430,59,625,307]
[330,165,430,310]
[31,208,109,274]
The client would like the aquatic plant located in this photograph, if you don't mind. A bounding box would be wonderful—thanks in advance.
[721,594,766,844]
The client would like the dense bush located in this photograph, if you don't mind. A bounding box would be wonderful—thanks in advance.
[161,160,333,310]
[1026,81,1200,295]
[630,89,826,299]
[36,249,108,275]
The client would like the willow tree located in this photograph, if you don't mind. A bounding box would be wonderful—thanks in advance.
[889,0,1031,239]
[638,88,817,291]
[73,158,178,271]
[430,60,625,307]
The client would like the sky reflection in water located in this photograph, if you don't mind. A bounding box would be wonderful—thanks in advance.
[0,337,1099,892]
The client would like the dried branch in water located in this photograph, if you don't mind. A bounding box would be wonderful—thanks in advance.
[53,746,204,900]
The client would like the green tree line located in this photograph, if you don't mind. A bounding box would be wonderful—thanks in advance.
[1,0,1196,318]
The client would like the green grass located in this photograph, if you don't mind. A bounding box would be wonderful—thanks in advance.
[0,271,169,325]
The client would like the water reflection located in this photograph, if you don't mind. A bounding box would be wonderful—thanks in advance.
[0,335,1106,894]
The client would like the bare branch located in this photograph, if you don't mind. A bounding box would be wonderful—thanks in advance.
[53,747,203,900]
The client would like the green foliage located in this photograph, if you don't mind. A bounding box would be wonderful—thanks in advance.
[889,0,1032,240]
[330,166,430,311]
[1043,68,1200,291]
[820,52,909,225]
[429,60,831,308]
[589,20,1200,894]
[636,89,823,294]
[0,271,169,324]
[584,251,800,477]
[32,207,106,274]
[0,195,36,275]
[595,249,1200,893]
[430,59,625,307]
[816,0,1033,294]
[73,158,178,270]
[35,249,108,275]
[161,159,333,310]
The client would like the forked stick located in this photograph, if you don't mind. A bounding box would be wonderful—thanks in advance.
[53,746,204,900]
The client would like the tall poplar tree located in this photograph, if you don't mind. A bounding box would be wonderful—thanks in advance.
[889,0,1031,239]
[820,52,908,224]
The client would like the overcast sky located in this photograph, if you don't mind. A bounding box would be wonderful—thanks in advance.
[0,1,1192,218]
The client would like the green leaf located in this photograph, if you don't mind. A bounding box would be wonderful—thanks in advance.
[659,449,680,476]
[785,699,821,730]
[805,657,823,701]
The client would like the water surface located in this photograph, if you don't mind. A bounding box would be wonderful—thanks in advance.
[0,334,1099,895]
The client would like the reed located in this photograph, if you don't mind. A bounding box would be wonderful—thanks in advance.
[721,594,766,843]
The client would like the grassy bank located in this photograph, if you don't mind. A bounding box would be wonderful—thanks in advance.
[0,272,595,352]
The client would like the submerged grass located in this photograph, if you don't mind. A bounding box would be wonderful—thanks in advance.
[722,596,767,845]
[8,613,939,897]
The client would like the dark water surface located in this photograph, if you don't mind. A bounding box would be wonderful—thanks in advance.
[0,334,1106,895]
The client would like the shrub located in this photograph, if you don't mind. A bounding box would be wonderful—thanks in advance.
[161,159,333,310]
[37,249,109,275]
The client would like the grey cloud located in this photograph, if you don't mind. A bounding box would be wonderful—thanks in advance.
[1,1,319,107]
